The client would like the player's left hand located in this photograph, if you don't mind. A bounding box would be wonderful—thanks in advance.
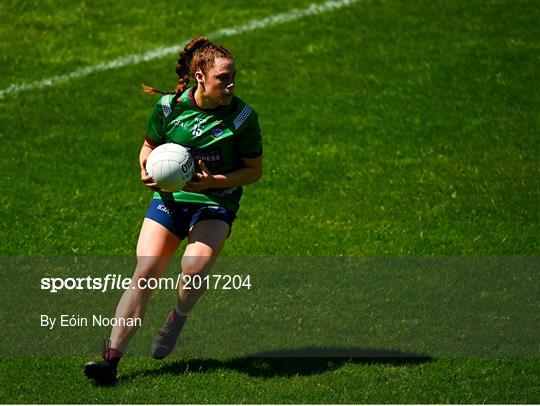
[183,160,214,192]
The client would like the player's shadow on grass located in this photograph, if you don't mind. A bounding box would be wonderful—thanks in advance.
[121,347,432,381]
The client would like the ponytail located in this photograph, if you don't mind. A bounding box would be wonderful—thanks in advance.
[141,83,175,95]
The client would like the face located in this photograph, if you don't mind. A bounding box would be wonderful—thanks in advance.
[197,58,236,106]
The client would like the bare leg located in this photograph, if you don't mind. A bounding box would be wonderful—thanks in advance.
[109,218,181,351]
[149,219,230,359]
[176,219,230,315]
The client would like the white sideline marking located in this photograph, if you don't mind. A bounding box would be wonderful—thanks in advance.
[0,0,356,99]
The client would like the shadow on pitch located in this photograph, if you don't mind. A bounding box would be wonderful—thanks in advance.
[120,347,432,381]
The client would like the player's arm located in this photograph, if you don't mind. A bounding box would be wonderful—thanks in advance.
[142,96,167,190]
[140,138,159,190]
[183,155,263,192]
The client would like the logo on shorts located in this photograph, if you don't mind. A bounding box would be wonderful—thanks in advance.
[157,203,171,215]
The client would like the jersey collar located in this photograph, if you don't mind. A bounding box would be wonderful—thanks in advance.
[187,87,230,114]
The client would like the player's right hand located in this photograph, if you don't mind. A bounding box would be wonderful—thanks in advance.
[140,164,160,191]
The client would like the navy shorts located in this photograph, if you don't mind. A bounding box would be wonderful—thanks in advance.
[145,199,236,240]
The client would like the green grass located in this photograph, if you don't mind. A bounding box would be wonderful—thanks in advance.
[0,0,539,403]
[2,357,539,403]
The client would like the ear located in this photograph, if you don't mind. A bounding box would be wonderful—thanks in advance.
[195,70,204,84]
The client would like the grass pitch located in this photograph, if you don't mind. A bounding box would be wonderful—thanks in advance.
[1,0,539,403]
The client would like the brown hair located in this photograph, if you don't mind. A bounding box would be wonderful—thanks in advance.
[142,36,233,95]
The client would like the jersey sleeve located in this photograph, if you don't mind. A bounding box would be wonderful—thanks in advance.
[238,111,263,158]
[145,97,167,146]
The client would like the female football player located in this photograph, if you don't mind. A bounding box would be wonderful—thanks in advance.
[84,36,263,385]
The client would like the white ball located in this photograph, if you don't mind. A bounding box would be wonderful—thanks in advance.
[146,143,194,192]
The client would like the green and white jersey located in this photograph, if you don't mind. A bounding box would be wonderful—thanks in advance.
[145,87,262,213]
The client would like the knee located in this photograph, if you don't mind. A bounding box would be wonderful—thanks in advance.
[131,258,167,291]
[181,256,212,277]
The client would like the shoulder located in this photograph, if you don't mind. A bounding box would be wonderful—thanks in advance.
[230,95,258,131]
[151,94,175,118]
